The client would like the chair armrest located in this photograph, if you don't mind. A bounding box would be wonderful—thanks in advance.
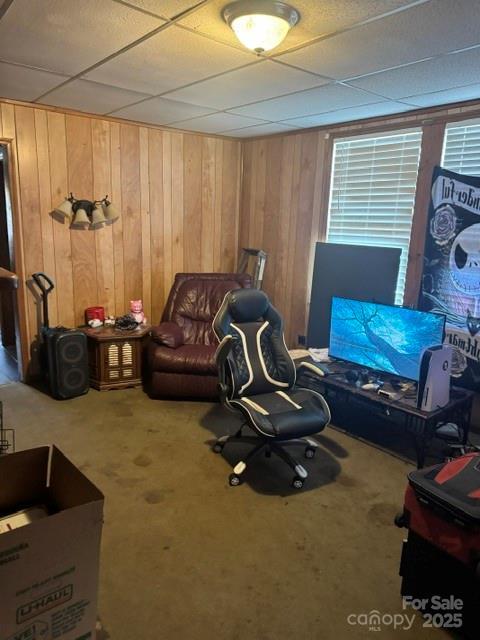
[215,335,233,404]
[151,322,184,348]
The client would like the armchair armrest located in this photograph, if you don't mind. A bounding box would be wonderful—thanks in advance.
[151,322,184,348]
[215,335,233,406]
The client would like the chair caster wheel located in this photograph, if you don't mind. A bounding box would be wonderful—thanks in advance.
[305,447,316,459]
[292,476,304,489]
[394,511,407,528]
[229,473,242,486]
[213,442,224,454]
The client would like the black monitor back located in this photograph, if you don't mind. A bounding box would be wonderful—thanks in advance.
[307,242,401,348]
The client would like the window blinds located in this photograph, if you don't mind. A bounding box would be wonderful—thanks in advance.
[442,119,480,177]
[326,130,423,304]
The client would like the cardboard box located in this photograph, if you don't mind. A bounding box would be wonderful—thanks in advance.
[0,446,104,640]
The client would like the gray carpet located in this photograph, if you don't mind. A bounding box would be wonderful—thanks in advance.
[0,382,451,639]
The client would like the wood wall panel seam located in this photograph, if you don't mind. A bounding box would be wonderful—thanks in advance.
[5,101,241,370]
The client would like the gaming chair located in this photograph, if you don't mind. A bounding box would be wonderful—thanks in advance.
[213,288,331,489]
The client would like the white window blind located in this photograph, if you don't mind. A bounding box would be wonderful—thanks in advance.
[326,129,423,304]
[442,118,480,176]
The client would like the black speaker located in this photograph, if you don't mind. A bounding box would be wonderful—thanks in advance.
[32,272,89,400]
[44,328,89,399]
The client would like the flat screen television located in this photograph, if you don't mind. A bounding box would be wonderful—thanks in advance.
[329,297,446,381]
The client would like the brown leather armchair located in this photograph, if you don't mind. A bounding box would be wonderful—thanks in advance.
[147,273,252,398]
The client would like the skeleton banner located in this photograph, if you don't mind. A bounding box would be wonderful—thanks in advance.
[418,165,480,390]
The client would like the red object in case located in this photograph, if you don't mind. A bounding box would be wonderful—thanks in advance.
[85,306,105,324]
[404,453,480,566]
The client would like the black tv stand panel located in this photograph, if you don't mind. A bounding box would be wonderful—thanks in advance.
[296,358,473,468]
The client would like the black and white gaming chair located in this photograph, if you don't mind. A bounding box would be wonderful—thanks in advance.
[213,288,331,489]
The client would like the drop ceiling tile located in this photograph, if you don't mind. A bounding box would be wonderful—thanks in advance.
[229,83,379,121]
[172,112,268,133]
[40,79,151,114]
[281,101,414,128]
[111,95,215,124]
[221,122,302,138]
[279,0,480,80]
[86,24,255,95]
[0,0,164,75]
[163,60,328,109]
[119,0,204,19]
[178,0,414,55]
[348,47,480,100]
[0,62,67,102]
[402,83,480,108]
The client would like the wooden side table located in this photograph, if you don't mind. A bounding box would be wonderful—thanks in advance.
[80,325,151,390]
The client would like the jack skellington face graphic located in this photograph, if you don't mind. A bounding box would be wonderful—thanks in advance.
[449,223,480,337]
[449,223,480,296]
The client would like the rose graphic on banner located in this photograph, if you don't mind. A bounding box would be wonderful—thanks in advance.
[419,166,480,389]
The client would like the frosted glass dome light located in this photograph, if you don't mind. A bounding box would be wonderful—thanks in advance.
[222,1,300,54]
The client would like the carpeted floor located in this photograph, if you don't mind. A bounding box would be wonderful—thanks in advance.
[0,382,452,640]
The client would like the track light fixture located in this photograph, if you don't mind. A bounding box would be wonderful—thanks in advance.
[52,194,120,230]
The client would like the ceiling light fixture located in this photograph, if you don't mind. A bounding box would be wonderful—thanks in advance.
[222,0,300,54]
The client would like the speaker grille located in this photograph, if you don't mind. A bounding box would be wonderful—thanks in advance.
[122,343,133,365]
[60,336,86,363]
[64,367,87,391]
[49,331,89,399]
[108,344,119,366]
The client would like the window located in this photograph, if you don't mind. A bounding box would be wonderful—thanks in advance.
[442,118,480,176]
[327,129,423,304]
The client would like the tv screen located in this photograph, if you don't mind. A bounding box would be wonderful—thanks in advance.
[329,297,446,381]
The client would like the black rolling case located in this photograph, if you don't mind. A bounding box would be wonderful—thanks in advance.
[398,454,480,638]
[32,272,89,400]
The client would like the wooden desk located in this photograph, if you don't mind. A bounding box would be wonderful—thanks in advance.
[80,325,151,391]
[296,358,474,468]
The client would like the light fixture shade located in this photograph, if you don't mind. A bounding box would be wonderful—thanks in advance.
[222,1,299,53]
[53,199,73,222]
[103,202,120,225]
[232,13,289,52]
[71,208,90,229]
[91,205,107,229]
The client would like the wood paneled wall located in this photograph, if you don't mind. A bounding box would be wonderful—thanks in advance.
[239,99,480,347]
[0,101,241,375]
[240,131,331,347]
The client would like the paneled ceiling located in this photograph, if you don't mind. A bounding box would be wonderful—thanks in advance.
[0,0,479,137]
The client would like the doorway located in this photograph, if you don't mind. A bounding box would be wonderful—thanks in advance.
[0,144,20,383]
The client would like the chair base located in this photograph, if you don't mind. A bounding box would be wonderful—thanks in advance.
[212,425,318,489]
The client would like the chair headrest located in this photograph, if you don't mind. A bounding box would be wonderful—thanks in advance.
[228,289,269,323]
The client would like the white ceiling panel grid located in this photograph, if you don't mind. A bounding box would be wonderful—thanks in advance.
[0,61,68,102]
[111,95,216,124]
[219,122,302,137]
[163,59,328,109]
[281,100,414,128]
[85,25,255,95]
[403,82,480,108]
[172,111,268,133]
[348,46,480,100]
[117,0,205,19]
[0,0,164,75]
[40,79,152,114]
[229,83,381,121]
[178,0,416,55]
[278,0,480,80]
[0,0,479,137]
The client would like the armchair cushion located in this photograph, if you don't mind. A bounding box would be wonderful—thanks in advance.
[148,343,217,375]
[151,322,184,348]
